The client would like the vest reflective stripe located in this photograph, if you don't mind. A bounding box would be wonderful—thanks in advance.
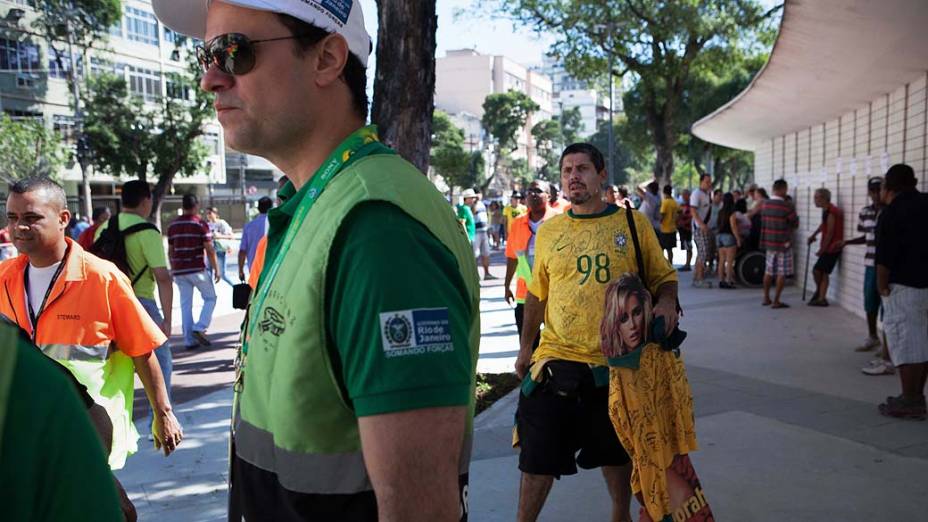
[236,419,371,494]
[39,343,109,362]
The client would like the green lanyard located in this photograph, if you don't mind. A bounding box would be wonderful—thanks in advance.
[244,125,381,353]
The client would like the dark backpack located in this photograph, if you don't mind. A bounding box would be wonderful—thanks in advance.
[90,213,159,285]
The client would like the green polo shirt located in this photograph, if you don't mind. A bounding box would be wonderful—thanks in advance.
[263,160,473,417]
[0,324,122,521]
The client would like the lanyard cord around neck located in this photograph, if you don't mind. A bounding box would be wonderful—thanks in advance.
[24,245,70,339]
[244,127,381,354]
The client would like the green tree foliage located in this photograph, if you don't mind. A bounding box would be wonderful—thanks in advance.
[496,0,781,185]
[83,74,155,180]
[530,118,562,182]
[83,53,213,223]
[587,118,637,186]
[0,115,68,183]
[559,106,583,144]
[431,110,484,195]
[481,90,539,189]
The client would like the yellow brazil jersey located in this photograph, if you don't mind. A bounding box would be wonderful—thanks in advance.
[660,197,680,234]
[527,204,678,366]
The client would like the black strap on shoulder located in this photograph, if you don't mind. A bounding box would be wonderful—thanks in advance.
[122,220,159,285]
[625,205,647,281]
[122,221,159,236]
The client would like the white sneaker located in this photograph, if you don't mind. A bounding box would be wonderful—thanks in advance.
[854,336,880,352]
[691,279,713,289]
[862,360,895,376]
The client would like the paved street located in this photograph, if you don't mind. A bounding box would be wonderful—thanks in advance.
[117,249,928,520]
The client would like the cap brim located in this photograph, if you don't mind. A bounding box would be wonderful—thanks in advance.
[153,0,209,40]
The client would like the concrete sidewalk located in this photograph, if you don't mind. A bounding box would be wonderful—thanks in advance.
[117,252,928,521]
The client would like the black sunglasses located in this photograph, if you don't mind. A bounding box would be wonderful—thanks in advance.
[195,32,320,76]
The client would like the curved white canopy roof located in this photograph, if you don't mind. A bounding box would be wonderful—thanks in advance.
[691,0,928,151]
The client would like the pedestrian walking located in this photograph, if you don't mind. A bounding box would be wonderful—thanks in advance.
[503,190,527,240]
[206,207,237,287]
[0,176,182,469]
[760,179,800,308]
[154,1,481,519]
[465,189,495,280]
[659,184,679,264]
[457,196,476,243]
[806,188,844,306]
[605,184,619,204]
[874,164,928,419]
[504,179,556,349]
[716,192,739,289]
[514,143,679,522]
[600,274,711,522]
[77,206,111,250]
[237,196,271,282]
[95,180,176,421]
[706,190,723,274]
[547,183,571,214]
[167,193,219,350]
[489,200,503,249]
[617,186,632,208]
[637,181,663,233]
[690,175,714,287]
[843,177,893,374]
[677,189,694,271]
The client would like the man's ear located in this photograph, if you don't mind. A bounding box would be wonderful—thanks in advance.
[313,34,350,88]
[60,209,71,229]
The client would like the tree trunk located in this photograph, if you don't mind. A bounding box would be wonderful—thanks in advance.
[150,172,174,230]
[371,0,437,174]
[371,0,438,174]
[653,143,674,188]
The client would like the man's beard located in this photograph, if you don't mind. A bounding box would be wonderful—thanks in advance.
[568,191,592,205]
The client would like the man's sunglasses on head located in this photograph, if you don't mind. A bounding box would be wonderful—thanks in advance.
[195,32,320,76]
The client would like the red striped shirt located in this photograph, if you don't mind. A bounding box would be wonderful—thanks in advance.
[167,214,212,275]
[760,198,799,252]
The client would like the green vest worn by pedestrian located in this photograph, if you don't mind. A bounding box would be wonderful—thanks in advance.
[236,154,481,495]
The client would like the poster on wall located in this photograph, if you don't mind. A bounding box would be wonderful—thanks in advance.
[835,157,843,177]
[880,151,890,175]
[849,158,858,178]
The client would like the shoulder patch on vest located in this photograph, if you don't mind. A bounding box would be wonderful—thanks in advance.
[379,308,453,358]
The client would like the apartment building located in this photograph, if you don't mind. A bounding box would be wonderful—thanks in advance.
[435,48,554,176]
[0,1,244,218]
[535,55,616,138]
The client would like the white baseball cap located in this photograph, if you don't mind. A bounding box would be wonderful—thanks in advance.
[151,0,371,67]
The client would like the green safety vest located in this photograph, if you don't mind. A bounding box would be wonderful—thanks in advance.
[236,154,481,495]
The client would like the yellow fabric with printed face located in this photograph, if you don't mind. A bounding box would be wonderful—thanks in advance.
[608,343,698,522]
[527,207,677,366]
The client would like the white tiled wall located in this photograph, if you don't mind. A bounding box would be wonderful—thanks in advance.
[752,72,928,319]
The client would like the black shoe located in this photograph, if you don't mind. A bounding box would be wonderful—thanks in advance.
[184,344,199,351]
[192,330,212,346]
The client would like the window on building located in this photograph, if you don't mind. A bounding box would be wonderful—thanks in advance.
[125,7,159,46]
[89,57,117,77]
[203,132,221,156]
[53,115,76,145]
[109,20,123,38]
[166,79,191,101]
[48,50,83,79]
[127,65,162,101]
[0,38,40,73]
[3,109,43,122]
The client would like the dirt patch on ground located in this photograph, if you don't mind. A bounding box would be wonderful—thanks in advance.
[475,372,521,415]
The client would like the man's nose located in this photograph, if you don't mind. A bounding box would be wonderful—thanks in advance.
[200,64,234,93]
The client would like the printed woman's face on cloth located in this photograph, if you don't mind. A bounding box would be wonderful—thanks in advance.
[618,294,645,351]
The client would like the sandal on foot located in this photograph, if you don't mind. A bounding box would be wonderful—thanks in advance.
[879,396,927,420]
[771,302,790,309]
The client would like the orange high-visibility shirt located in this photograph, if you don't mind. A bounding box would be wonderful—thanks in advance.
[248,235,268,289]
[505,208,558,303]
[0,238,166,468]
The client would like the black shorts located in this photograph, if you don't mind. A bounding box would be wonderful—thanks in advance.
[515,360,630,478]
[677,228,693,242]
[814,252,840,274]
[659,231,677,250]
